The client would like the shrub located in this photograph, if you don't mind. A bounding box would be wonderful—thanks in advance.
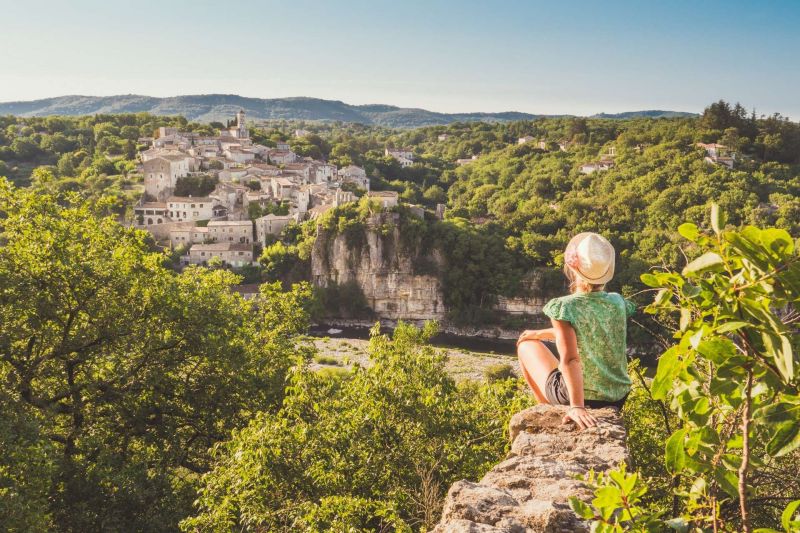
[314,355,341,366]
[484,363,516,382]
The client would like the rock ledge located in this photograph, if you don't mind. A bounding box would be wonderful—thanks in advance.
[432,404,628,532]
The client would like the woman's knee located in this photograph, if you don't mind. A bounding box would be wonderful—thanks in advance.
[517,339,545,357]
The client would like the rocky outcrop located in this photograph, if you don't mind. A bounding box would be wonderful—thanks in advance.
[433,405,628,533]
[493,271,549,317]
[311,213,446,321]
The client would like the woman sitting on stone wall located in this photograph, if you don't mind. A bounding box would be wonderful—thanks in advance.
[516,232,634,429]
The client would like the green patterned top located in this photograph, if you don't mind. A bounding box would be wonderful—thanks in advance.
[543,291,634,402]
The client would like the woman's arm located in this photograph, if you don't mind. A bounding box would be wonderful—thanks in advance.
[552,318,598,429]
[516,328,555,345]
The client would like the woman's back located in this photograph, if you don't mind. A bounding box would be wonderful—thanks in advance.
[543,291,633,402]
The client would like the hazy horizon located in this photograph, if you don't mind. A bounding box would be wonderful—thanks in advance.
[0,92,703,117]
[3,0,799,119]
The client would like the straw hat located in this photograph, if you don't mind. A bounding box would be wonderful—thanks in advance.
[564,232,615,285]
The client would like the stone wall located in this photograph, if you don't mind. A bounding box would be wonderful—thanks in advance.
[433,404,628,532]
[131,219,195,241]
[310,213,447,321]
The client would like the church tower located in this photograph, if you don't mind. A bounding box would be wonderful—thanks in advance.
[236,109,248,139]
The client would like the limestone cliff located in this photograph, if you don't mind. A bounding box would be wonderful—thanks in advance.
[433,405,628,532]
[311,213,447,321]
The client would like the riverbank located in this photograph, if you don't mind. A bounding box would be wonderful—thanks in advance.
[308,334,521,383]
[311,318,539,343]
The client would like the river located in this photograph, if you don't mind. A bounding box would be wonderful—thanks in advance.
[308,324,518,355]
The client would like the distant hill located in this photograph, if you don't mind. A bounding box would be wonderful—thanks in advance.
[0,94,544,128]
[0,94,697,127]
[590,110,698,119]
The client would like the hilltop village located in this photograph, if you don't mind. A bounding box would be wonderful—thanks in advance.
[132,110,409,266]
[130,111,741,270]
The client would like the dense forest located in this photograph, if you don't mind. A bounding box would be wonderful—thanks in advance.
[1,101,799,531]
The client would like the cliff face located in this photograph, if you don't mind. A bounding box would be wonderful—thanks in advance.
[433,405,628,532]
[311,213,447,321]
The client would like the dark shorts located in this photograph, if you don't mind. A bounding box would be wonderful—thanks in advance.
[539,340,628,410]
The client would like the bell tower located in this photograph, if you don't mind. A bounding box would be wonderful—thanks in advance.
[236,109,247,138]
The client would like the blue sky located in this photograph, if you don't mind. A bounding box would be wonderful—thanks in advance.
[2,0,799,117]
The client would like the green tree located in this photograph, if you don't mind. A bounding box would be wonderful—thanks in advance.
[181,322,533,532]
[583,206,800,532]
[0,181,312,531]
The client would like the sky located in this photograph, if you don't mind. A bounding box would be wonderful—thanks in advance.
[2,0,799,117]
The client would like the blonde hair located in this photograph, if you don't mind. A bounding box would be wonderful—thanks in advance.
[564,264,606,294]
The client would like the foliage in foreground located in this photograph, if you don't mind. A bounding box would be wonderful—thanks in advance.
[576,206,800,532]
[181,322,534,532]
[0,180,313,531]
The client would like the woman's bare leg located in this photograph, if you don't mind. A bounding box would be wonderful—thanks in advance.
[517,340,559,404]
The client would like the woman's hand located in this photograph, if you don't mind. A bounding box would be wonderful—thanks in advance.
[563,406,598,429]
[517,330,542,346]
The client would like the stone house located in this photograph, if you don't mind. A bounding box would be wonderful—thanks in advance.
[134,202,168,226]
[188,243,254,267]
[697,142,736,169]
[267,149,298,165]
[169,225,210,248]
[255,214,296,243]
[385,147,414,167]
[579,160,615,174]
[143,155,193,201]
[312,162,337,184]
[367,190,400,209]
[337,165,370,190]
[207,220,254,244]
[269,177,296,200]
[167,196,216,222]
[456,155,479,165]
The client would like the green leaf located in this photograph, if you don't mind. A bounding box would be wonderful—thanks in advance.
[762,332,795,383]
[767,420,800,458]
[760,228,794,256]
[665,429,687,475]
[654,288,672,306]
[678,222,700,242]
[696,337,737,365]
[782,499,800,531]
[759,401,800,457]
[715,469,739,498]
[711,203,725,234]
[681,283,701,297]
[640,273,661,288]
[682,252,724,276]
[568,497,595,519]
[715,321,749,333]
[592,486,622,508]
[679,308,692,332]
[652,347,680,400]
[777,334,795,383]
